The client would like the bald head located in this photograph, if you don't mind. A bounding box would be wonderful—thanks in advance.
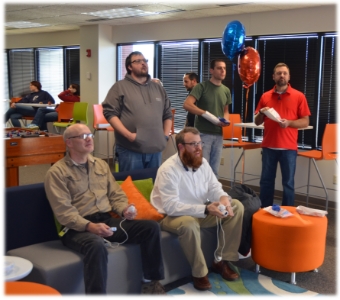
[63,124,90,141]
[63,124,94,162]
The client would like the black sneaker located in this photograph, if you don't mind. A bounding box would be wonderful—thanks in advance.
[141,280,166,294]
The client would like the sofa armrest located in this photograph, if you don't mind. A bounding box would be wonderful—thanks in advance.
[5,183,59,252]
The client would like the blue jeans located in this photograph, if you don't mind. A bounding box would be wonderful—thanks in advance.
[115,144,162,172]
[260,148,297,207]
[5,106,36,127]
[200,133,223,177]
[61,212,164,294]
[32,108,58,130]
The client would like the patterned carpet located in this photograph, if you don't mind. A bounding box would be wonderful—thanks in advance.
[167,267,319,296]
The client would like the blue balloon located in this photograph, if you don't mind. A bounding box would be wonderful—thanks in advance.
[221,20,246,61]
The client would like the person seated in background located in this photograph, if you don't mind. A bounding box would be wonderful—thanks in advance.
[4,81,55,128]
[151,127,244,291]
[44,123,165,295]
[26,83,80,131]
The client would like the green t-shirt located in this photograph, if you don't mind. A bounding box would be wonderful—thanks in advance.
[190,81,231,135]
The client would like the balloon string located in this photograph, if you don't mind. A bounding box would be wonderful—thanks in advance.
[231,63,236,112]
[241,87,250,184]
[243,88,249,136]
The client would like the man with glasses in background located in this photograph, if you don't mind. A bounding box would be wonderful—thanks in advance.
[151,127,243,291]
[44,124,165,294]
[103,51,173,171]
[183,59,231,177]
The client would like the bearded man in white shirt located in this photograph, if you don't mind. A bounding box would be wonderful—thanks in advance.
[151,127,244,291]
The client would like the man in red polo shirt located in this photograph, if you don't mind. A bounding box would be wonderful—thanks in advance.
[254,62,311,207]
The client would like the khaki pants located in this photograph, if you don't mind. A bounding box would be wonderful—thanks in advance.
[160,199,244,278]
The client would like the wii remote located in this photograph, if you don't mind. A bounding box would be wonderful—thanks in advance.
[126,205,136,214]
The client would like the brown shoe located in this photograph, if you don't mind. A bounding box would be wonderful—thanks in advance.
[211,260,239,281]
[192,275,212,291]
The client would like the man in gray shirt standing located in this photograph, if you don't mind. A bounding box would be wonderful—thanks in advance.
[103,51,172,172]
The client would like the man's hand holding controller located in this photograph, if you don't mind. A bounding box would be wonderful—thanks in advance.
[206,202,234,218]
[86,222,116,237]
[124,204,137,220]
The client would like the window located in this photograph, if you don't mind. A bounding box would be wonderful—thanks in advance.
[65,47,80,88]
[4,52,9,99]
[201,38,254,120]
[5,46,80,105]
[9,49,35,98]
[117,43,154,80]
[157,41,199,131]
[317,34,337,148]
[256,34,319,148]
[36,48,64,103]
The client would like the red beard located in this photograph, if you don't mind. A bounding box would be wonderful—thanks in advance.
[181,148,203,169]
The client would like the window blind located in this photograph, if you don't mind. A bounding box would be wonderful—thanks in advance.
[9,49,35,98]
[65,47,80,88]
[157,41,199,131]
[36,48,64,103]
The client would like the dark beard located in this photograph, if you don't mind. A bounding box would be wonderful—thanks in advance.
[275,78,287,87]
[181,148,203,169]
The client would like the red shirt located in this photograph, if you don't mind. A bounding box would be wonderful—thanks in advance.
[255,84,311,150]
[56,91,80,112]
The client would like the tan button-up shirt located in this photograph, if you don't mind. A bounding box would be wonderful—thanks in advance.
[45,153,127,231]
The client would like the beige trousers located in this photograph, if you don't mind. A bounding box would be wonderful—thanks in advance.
[160,199,244,278]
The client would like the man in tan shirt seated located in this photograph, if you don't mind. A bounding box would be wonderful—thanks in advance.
[44,123,165,295]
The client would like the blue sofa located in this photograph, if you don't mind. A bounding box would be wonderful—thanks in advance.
[5,167,217,294]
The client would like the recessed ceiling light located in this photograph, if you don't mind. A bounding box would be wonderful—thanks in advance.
[82,8,159,19]
[5,21,49,28]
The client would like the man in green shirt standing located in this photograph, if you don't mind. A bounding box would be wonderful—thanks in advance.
[183,59,231,176]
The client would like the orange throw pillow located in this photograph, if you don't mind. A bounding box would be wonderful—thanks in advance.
[115,176,164,221]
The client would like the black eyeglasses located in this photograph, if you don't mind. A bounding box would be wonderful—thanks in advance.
[131,59,148,64]
[68,133,94,140]
[182,141,204,148]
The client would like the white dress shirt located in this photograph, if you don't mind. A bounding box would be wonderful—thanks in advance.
[151,154,229,218]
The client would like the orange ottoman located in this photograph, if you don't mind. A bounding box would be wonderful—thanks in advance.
[251,206,327,284]
[5,281,61,295]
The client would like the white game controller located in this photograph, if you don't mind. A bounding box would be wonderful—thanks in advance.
[110,227,117,232]
[126,205,136,214]
[218,204,228,216]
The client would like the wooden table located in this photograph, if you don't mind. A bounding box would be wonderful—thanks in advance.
[5,128,66,187]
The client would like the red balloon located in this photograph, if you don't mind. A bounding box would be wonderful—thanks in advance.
[238,47,261,88]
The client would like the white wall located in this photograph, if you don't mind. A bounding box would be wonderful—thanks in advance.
[4,4,337,205]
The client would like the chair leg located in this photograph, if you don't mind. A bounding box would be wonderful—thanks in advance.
[290,272,297,285]
[306,158,312,207]
[311,158,329,211]
[233,150,245,186]
[255,264,261,273]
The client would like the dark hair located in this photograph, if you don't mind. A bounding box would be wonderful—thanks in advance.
[175,127,200,151]
[273,63,290,74]
[70,83,80,96]
[125,51,143,75]
[210,59,226,70]
[30,81,42,91]
[184,72,199,83]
